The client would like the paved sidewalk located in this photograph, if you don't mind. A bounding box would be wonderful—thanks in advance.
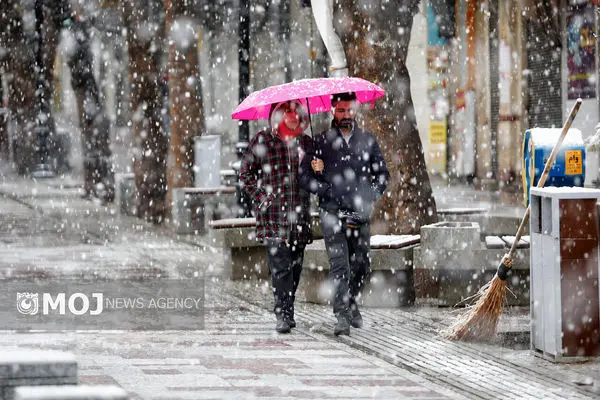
[1,169,600,399]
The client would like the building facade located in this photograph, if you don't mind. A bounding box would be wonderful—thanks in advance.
[426,0,599,187]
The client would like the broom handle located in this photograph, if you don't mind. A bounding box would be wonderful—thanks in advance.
[506,98,583,259]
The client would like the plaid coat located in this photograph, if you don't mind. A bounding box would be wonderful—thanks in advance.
[239,129,313,245]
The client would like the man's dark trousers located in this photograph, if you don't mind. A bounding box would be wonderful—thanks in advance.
[265,239,304,319]
[320,210,371,316]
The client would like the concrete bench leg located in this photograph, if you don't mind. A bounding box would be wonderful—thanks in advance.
[362,269,415,307]
[230,247,270,280]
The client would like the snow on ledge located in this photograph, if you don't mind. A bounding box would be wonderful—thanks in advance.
[14,385,128,399]
[370,234,420,249]
[0,349,76,364]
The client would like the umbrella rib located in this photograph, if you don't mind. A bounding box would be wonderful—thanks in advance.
[306,97,314,137]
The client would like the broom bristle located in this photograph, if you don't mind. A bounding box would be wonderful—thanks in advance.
[443,275,507,341]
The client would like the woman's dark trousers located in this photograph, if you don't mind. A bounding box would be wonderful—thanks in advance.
[264,239,305,320]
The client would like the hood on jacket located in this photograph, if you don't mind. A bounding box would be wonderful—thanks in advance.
[269,100,310,137]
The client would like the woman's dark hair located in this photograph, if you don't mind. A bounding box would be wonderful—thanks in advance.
[269,102,279,120]
[331,92,357,106]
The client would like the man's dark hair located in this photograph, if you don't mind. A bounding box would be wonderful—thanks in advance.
[331,92,357,106]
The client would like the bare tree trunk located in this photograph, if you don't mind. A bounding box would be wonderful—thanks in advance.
[164,0,204,208]
[336,0,437,234]
[122,0,168,223]
[46,0,115,200]
[0,1,11,160]
[1,0,38,174]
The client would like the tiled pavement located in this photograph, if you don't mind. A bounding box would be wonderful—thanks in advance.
[0,286,468,399]
[1,171,600,399]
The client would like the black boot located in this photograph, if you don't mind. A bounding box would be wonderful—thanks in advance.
[333,313,351,336]
[276,315,291,334]
[287,316,296,328]
[350,305,363,328]
[288,305,296,328]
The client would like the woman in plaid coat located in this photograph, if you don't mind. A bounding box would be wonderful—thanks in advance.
[239,100,313,333]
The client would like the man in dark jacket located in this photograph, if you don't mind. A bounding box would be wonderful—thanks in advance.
[239,100,313,334]
[299,92,389,336]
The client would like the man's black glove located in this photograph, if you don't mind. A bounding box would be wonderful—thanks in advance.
[344,211,367,228]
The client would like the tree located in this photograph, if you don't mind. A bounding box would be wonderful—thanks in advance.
[122,0,168,222]
[0,0,114,197]
[336,0,437,234]
[164,0,204,207]
[65,15,116,201]
[0,5,12,159]
[0,0,38,173]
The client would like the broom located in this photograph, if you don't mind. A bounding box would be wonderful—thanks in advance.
[445,98,583,341]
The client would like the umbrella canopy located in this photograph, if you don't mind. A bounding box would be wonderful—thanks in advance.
[232,76,385,120]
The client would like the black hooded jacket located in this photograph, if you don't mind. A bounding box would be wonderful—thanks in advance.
[299,124,389,220]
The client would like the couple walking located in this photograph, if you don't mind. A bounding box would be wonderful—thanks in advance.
[239,92,389,336]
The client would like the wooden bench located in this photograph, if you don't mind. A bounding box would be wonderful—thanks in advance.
[438,207,486,216]
[484,235,530,249]
[300,235,421,307]
[219,169,237,187]
[208,213,323,280]
[119,171,238,221]
[171,187,237,234]
[209,215,422,309]
[0,350,78,400]
[209,218,268,280]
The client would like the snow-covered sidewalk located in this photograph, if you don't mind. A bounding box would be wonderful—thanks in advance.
[0,169,598,399]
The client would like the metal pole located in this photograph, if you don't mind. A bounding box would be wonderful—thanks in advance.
[279,0,292,82]
[0,73,7,159]
[238,0,250,144]
[236,0,251,217]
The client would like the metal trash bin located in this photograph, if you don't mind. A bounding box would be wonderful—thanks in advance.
[194,135,221,188]
[529,186,600,361]
[522,128,585,205]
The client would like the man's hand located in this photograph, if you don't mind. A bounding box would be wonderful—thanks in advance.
[311,158,324,173]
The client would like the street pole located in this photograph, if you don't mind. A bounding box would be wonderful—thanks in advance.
[238,0,250,145]
[279,0,292,82]
[33,0,55,178]
[236,0,251,217]
[0,73,7,159]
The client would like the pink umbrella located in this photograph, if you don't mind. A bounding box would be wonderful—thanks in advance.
[231,76,385,120]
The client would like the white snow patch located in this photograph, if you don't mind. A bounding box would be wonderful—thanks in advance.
[14,385,128,399]
[529,128,583,147]
[0,349,76,364]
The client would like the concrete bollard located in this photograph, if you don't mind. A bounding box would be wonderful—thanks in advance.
[420,221,481,251]
[415,221,481,306]
[171,187,237,235]
[116,173,136,216]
